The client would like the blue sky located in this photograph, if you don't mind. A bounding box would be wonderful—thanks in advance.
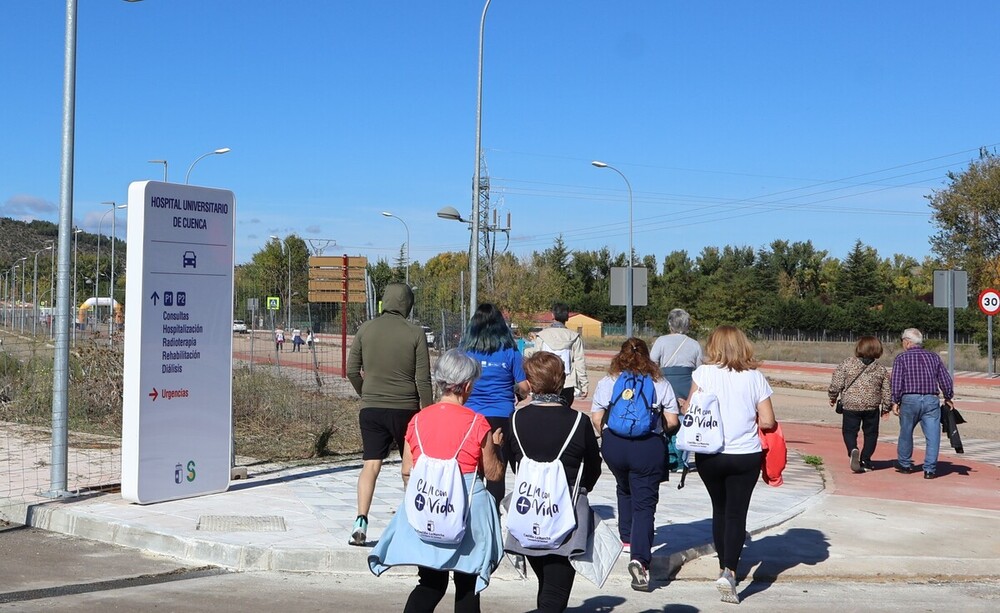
[2,1,999,266]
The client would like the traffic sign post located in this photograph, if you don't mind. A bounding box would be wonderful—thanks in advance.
[308,255,368,378]
[934,270,969,378]
[122,181,235,504]
[979,288,1000,375]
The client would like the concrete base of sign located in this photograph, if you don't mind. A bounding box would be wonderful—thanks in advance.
[230,467,248,480]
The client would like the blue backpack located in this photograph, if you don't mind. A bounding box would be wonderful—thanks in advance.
[605,372,659,438]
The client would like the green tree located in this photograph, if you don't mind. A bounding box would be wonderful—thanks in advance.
[929,153,1000,290]
[367,259,394,304]
[835,241,887,307]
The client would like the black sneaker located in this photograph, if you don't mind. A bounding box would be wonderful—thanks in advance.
[924,471,937,480]
[850,449,862,473]
[860,461,875,472]
[895,464,916,474]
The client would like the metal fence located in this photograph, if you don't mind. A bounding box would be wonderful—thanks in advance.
[750,328,978,345]
[1,273,435,504]
[1,320,122,504]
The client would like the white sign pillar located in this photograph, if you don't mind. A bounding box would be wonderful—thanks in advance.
[122,181,236,504]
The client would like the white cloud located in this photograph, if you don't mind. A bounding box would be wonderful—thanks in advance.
[1,194,57,220]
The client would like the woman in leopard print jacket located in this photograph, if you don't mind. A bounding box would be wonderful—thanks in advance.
[828,336,892,473]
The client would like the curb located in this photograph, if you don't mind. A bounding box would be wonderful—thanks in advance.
[1,484,829,578]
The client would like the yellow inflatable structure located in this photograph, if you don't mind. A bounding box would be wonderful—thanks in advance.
[77,297,124,326]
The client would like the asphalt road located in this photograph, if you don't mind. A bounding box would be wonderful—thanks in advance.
[1,526,996,612]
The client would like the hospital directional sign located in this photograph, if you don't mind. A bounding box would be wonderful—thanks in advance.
[122,181,235,504]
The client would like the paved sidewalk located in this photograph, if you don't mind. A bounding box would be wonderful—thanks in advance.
[3,417,999,589]
[1,447,824,580]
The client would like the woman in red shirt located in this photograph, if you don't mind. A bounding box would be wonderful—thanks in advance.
[369,349,505,613]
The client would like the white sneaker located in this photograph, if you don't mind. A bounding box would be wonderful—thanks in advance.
[716,569,739,604]
[850,448,862,473]
[349,516,367,546]
[628,560,649,592]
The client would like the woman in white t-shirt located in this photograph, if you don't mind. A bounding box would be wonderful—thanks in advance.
[686,326,776,605]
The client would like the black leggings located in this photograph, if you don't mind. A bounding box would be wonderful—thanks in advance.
[526,554,576,613]
[842,409,880,463]
[485,415,510,510]
[403,568,479,613]
[695,452,762,572]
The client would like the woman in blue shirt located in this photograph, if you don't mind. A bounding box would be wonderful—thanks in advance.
[460,303,529,507]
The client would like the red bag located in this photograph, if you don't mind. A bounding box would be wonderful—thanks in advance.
[758,422,787,487]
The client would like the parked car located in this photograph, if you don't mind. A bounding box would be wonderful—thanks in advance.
[421,325,435,348]
[233,320,248,334]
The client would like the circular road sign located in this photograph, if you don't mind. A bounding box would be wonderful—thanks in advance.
[978,288,1000,316]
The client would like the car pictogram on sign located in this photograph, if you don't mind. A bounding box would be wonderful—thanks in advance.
[182,251,197,268]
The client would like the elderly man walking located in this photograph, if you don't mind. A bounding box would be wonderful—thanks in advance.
[890,328,954,480]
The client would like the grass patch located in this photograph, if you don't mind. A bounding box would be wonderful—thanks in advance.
[231,366,362,460]
[803,455,824,468]
[1,339,364,461]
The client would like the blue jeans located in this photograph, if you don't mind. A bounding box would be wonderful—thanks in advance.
[897,394,941,473]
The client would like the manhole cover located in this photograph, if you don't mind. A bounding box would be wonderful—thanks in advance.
[196,515,287,532]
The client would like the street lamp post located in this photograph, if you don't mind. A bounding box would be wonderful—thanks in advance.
[380,211,410,286]
[7,262,23,327]
[49,241,56,339]
[148,159,167,181]
[269,235,292,329]
[6,265,14,328]
[94,207,117,329]
[73,227,82,344]
[102,202,127,345]
[33,245,53,336]
[469,0,492,316]
[19,256,27,333]
[46,0,145,499]
[185,147,231,184]
[592,161,634,338]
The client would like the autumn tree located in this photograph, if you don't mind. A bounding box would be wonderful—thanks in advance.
[929,153,1000,289]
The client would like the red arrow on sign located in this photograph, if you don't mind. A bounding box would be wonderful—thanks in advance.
[148,388,159,402]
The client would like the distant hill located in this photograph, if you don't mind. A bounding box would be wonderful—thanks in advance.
[0,217,120,270]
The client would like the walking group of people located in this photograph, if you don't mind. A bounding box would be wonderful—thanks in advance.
[348,285,781,611]
[274,327,314,352]
[828,328,955,480]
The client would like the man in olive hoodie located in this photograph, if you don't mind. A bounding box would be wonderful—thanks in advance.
[346,283,432,545]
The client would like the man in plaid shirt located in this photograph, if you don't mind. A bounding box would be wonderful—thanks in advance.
[890,328,954,479]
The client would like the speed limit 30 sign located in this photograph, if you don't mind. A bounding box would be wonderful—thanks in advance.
[979,288,1000,316]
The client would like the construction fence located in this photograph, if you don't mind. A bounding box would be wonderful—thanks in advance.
[0,272,476,505]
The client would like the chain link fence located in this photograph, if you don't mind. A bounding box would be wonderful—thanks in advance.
[1,272,380,504]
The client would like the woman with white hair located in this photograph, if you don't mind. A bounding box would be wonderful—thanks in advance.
[369,349,505,613]
[650,309,703,402]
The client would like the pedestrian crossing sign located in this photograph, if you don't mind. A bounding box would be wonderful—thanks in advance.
[267,296,281,310]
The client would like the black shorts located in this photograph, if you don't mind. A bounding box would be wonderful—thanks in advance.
[359,407,419,461]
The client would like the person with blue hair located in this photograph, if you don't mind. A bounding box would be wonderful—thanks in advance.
[460,303,529,507]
